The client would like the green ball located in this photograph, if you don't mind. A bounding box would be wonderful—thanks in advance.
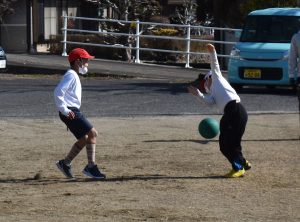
[198,118,220,139]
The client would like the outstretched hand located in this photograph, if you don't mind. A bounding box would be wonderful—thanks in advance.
[206,44,215,53]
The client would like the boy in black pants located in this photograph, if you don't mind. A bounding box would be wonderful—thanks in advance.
[188,44,251,178]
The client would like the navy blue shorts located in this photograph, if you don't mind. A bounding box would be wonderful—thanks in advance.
[59,107,93,140]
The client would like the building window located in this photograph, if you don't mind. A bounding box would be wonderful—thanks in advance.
[44,0,57,39]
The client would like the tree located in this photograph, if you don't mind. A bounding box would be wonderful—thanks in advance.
[0,0,18,23]
[196,0,213,25]
[128,0,161,21]
[84,0,161,21]
[171,0,198,25]
[83,0,161,61]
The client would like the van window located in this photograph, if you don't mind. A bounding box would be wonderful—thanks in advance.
[240,15,300,43]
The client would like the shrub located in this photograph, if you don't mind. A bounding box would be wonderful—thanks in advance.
[151,28,179,36]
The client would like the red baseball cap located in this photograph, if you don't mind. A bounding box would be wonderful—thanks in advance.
[68,48,94,63]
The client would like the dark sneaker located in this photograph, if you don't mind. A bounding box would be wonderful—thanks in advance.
[243,160,252,171]
[56,160,74,178]
[82,165,106,179]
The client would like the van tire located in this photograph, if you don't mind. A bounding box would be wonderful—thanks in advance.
[266,85,275,90]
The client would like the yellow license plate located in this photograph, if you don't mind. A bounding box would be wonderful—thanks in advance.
[244,69,261,79]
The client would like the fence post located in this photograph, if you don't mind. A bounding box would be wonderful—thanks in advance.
[185,24,191,68]
[135,20,140,63]
[62,16,68,56]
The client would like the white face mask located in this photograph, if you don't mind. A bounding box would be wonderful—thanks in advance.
[79,59,88,75]
[79,66,88,75]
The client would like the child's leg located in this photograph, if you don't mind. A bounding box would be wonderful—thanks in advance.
[219,117,235,163]
[231,104,248,168]
[219,103,248,170]
[86,127,98,167]
[83,127,106,179]
[64,137,87,165]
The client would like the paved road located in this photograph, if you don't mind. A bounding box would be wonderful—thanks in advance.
[2,53,298,117]
[0,76,298,118]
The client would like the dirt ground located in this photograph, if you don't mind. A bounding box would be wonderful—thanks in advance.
[0,114,299,221]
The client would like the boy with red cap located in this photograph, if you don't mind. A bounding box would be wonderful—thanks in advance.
[188,44,251,178]
[54,48,106,179]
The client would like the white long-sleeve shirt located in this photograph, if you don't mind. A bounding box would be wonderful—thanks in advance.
[197,49,240,113]
[288,30,300,80]
[54,69,82,116]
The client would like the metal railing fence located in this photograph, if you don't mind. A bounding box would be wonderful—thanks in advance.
[61,16,241,68]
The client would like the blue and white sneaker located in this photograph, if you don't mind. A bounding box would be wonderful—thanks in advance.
[83,165,106,179]
[56,160,74,178]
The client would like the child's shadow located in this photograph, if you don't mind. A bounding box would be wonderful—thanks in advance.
[143,139,218,144]
[103,174,225,182]
[0,174,226,185]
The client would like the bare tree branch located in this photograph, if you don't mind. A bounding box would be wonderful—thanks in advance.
[0,0,18,23]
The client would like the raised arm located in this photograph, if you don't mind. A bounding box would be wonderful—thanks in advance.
[206,44,222,78]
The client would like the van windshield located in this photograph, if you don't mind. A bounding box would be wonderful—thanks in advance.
[240,15,300,43]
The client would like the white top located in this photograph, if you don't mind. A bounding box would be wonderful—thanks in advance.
[197,50,240,113]
[54,69,82,116]
[289,30,300,79]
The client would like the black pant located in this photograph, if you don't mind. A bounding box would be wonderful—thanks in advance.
[219,100,248,170]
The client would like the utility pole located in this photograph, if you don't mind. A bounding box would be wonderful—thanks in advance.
[29,0,35,53]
